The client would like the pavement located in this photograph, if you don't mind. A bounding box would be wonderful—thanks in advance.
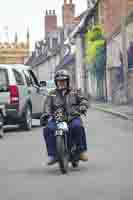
[91,101,133,120]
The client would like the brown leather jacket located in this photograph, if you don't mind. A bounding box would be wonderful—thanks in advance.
[43,88,90,120]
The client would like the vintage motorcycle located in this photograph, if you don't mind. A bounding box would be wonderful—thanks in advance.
[41,108,81,174]
[55,108,81,174]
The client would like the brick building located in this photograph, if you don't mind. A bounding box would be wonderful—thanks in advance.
[62,0,75,26]
[98,0,133,104]
[62,0,81,26]
[62,0,81,38]
[26,0,82,83]
[0,30,30,64]
[99,0,133,34]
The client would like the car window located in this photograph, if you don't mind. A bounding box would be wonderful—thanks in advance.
[0,68,8,92]
[28,70,39,87]
[23,70,32,87]
[13,69,24,85]
[46,80,55,89]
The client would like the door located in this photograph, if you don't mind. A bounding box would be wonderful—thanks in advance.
[25,69,46,117]
[12,69,26,113]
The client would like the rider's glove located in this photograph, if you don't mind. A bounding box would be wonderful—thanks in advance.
[79,105,87,114]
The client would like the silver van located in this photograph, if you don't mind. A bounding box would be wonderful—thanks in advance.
[0,64,47,130]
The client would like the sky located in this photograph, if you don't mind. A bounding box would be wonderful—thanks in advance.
[0,0,87,50]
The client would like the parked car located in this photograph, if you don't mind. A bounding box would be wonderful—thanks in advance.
[0,64,47,130]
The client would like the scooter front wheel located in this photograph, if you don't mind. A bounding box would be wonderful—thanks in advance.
[56,135,68,174]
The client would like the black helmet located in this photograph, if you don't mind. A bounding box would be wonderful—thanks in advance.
[54,69,70,88]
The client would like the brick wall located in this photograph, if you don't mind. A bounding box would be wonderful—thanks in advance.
[101,0,130,34]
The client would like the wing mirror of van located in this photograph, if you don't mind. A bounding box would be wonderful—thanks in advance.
[39,81,47,87]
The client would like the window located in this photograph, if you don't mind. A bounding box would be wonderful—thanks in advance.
[0,69,8,92]
[13,69,24,85]
[52,38,58,49]
[23,70,39,87]
[23,70,32,87]
[28,70,39,87]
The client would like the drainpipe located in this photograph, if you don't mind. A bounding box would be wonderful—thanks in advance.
[75,34,84,92]
[121,16,128,103]
[104,40,108,102]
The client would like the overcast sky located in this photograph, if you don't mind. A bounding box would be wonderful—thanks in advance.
[0,0,87,49]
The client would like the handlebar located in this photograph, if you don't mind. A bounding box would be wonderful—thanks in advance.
[41,110,86,126]
[71,111,86,117]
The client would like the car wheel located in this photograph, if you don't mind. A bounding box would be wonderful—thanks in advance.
[21,106,32,131]
[0,113,4,138]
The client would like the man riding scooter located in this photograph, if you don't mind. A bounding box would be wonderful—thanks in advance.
[42,69,89,165]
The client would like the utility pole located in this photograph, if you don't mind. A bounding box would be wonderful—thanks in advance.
[121,15,128,103]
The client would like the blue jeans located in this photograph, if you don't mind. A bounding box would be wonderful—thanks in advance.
[43,117,87,157]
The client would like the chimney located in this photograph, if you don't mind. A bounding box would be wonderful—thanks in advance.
[45,9,57,36]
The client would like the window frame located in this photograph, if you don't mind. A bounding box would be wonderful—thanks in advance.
[13,69,25,86]
[23,70,32,87]
[0,68,9,92]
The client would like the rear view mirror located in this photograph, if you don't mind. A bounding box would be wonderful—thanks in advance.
[39,81,46,87]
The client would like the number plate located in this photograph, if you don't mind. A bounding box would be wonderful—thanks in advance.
[55,130,63,136]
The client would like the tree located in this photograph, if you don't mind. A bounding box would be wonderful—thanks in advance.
[84,25,106,99]
[84,25,106,80]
